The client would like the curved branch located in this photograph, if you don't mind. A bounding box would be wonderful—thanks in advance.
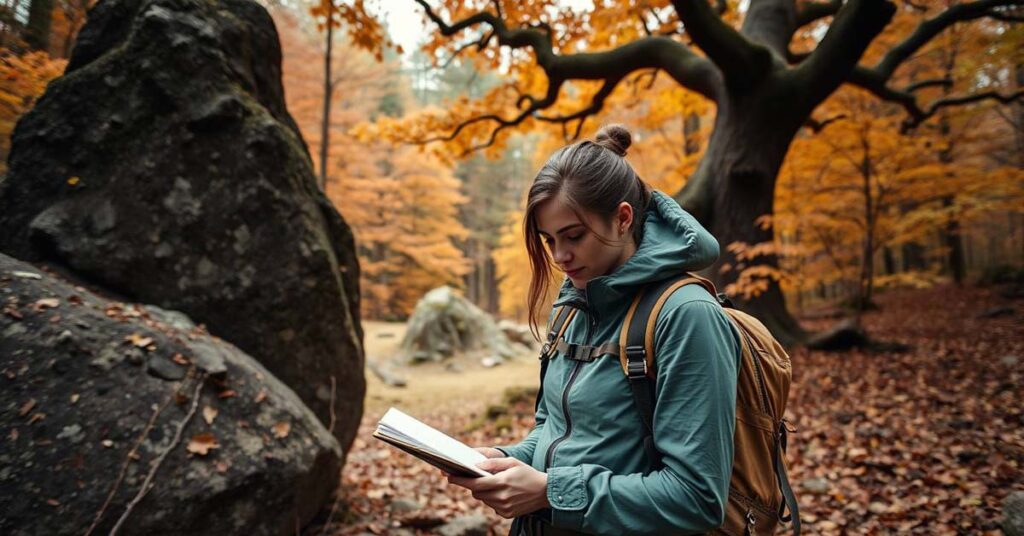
[412,2,724,153]
[875,0,1024,79]
[670,0,773,90]
[903,88,1024,129]
[903,77,953,93]
[804,113,847,132]
[796,0,843,26]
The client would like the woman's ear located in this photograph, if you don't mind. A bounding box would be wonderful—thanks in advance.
[616,202,634,236]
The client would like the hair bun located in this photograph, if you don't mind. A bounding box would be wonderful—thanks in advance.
[594,124,632,157]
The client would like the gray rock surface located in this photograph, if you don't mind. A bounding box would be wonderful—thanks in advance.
[0,0,364,449]
[0,253,341,535]
[401,286,528,364]
[1005,491,1024,536]
[436,515,490,536]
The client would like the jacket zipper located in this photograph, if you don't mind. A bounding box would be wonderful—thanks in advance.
[544,301,596,471]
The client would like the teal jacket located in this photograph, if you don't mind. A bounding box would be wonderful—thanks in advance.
[497,191,741,535]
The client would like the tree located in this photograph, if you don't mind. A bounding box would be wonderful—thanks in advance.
[353,0,1024,345]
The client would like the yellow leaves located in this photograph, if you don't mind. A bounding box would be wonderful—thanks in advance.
[186,433,219,456]
[125,332,155,350]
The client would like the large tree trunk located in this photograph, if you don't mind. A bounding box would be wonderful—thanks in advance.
[677,80,809,346]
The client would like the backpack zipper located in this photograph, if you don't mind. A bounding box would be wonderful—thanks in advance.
[543,303,595,471]
[741,330,772,416]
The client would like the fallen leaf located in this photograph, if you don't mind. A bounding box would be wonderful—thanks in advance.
[67,176,80,186]
[69,394,79,404]
[102,439,114,448]
[9,429,18,441]
[203,406,218,425]
[19,399,36,417]
[125,333,153,348]
[172,353,189,365]
[46,498,60,506]
[28,413,45,424]
[254,389,267,404]
[32,298,59,311]
[187,433,219,456]
[273,421,291,439]
[217,389,237,399]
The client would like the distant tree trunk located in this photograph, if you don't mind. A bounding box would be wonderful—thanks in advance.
[858,150,876,310]
[883,246,896,275]
[319,16,334,192]
[25,0,54,51]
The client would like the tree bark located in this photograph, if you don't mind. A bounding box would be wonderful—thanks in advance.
[677,77,809,345]
[319,15,334,193]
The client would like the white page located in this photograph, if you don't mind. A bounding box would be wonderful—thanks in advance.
[379,408,488,472]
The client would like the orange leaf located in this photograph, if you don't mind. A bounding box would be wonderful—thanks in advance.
[187,433,219,456]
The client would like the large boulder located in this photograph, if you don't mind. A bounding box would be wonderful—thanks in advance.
[401,286,527,364]
[0,253,340,535]
[0,0,363,449]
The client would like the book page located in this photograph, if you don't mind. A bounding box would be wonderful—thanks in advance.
[378,408,489,474]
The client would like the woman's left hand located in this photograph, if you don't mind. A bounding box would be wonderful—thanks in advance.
[447,457,550,519]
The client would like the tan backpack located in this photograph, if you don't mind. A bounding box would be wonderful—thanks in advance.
[541,273,799,536]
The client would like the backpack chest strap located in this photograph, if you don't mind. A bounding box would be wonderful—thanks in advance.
[553,340,620,362]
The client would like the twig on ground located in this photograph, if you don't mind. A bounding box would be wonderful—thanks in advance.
[109,370,207,536]
[82,368,192,536]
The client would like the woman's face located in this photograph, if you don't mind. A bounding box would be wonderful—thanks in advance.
[535,197,635,289]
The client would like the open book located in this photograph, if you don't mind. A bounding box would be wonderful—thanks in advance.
[372,407,492,478]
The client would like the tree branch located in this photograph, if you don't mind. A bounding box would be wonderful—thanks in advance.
[670,0,773,90]
[903,77,953,93]
[903,88,1024,129]
[804,113,847,132]
[875,0,1024,80]
[413,1,723,152]
[793,0,897,107]
[796,0,843,26]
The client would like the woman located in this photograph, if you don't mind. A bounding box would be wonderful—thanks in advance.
[446,125,741,535]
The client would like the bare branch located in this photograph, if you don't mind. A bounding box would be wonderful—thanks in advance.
[875,0,1024,80]
[903,88,1024,129]
[670,0,773,90]
[903,77,953,93]
[804,113,848,132]
[796,0,843,26]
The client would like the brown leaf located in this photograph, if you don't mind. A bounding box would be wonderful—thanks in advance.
[273,421,291,439]
[32,298,59,311]
[217,389,237,399]
[254,389,267,404]
[19,399,36,417]
[125,332,153,348]
[172,353,189,365]
[202,406,218,425]
[186,433,219,456]
[27,412,45,424]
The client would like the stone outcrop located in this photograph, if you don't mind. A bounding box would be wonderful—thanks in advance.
[0,253,340,535]
[0,0,364,449]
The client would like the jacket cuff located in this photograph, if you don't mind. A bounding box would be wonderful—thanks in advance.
[494,445,530,465]
[547,466,587,530]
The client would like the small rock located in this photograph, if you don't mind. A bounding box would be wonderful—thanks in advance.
[146,355,186,381]
[1004,491,1024,536]
[57,424,85,444]
[802,477,829,494]
[389,497,422,515]
[437,514,489,536]
[868,501,888,514]
[481,357,500,368]
[12,271,42,280]
[1001,355,1020,367]
[444,362,463,373]
[126,348,145,366]
[56,330,73,345]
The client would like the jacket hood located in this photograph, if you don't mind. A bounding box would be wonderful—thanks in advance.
[553,190,720,319]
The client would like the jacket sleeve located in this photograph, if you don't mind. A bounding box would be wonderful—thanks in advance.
[546,298,740,535]
[494,391,547,465]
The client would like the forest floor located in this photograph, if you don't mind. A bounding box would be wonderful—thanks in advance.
[307,282,1023,535]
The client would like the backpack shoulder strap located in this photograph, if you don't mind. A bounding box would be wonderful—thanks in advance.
[534,305,578,413]
[619,273,714,466]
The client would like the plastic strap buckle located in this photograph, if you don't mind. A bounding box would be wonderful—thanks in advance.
[625,345,647,378]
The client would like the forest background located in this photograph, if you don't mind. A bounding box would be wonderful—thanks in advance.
[1,0,1023,534]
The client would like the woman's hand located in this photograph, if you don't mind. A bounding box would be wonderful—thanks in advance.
[446,457,551,519]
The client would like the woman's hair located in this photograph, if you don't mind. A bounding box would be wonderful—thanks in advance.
[524,124,652,338]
